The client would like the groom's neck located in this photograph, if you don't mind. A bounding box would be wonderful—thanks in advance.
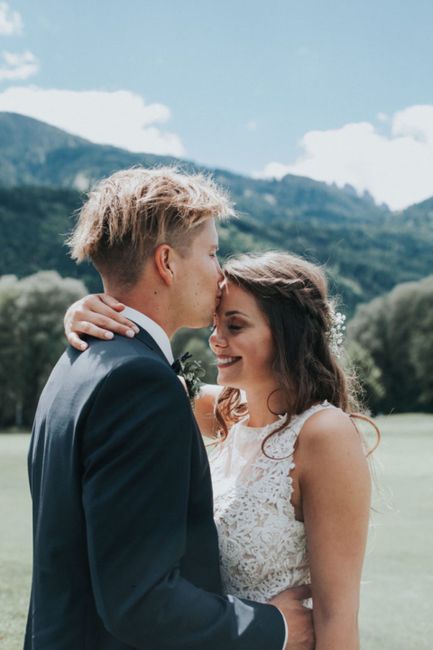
[103,279,178,339]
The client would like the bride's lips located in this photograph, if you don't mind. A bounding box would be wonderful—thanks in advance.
[216,355,241,368]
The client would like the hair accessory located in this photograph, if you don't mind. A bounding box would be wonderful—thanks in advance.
[328,309,346,357]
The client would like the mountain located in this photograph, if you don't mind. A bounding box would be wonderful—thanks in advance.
[400,196,433,226]
[0,112,388,222]
[0,112,432,315]
[0,112,177,190]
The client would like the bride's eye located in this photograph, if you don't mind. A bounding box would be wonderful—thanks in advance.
[228,324,242,332]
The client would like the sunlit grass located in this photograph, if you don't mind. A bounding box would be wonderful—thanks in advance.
[1,414,432,649]
[360,414,433,649]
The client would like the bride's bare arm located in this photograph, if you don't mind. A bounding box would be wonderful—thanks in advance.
[64,294,139,350]
[194,384,223,438]
[296,409,371,650]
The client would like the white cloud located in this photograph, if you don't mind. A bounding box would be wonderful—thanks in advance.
[0,86,186,156]
[255,105,433,210]
[0,2,22,35]
[376,112,388,123]
[0,51,39,80]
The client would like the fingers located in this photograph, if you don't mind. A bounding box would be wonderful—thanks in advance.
[66,316,134,351]
[67,331,88,351]
[89,302,139,333]
[65,299,139,338]
[78,312,138,338]
[97,293,126,312]
[81,296,137,330]
[73,320,118,341]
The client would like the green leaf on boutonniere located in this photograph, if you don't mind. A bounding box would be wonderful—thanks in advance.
[172,352,206,404]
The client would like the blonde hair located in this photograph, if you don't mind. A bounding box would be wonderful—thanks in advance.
[68,166,234,286]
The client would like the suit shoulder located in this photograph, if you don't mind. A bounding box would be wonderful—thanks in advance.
[106,353,175,383]
[92,348,185,403]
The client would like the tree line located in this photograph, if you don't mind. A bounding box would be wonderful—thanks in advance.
[0,272,85,429]
[347,274,433,414]
[1,270,432,430]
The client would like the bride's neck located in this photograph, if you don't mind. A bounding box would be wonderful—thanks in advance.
[244,386,286,428]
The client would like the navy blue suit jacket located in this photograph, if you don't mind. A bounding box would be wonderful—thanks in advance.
[24,328,285,649]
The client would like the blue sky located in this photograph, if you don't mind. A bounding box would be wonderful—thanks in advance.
[1,0,433,209]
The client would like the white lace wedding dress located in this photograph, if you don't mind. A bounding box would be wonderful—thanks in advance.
[210,402,332,603]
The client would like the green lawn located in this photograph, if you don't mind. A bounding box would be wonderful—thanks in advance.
[1,414,432,649]
[359,414,433,649]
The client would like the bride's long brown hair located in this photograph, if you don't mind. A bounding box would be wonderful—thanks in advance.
[215,251,379,456]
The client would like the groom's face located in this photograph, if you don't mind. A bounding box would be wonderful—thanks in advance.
[173,219,223,329]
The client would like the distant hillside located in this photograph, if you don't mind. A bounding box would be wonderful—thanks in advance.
[0,112,432,314]
[0,111,389,223]
[0,112,176,190]
[1,185,432,315]
[400,196,433,226]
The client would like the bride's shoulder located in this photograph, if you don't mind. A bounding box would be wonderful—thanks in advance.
[298,405,362,453]
[295,406,369,492]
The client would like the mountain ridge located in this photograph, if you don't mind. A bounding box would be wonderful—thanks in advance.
[0,111,403,218]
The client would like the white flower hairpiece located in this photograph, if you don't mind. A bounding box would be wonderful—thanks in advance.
[328,309,346,357]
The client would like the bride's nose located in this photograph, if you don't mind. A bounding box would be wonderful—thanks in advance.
[209,327,228,350]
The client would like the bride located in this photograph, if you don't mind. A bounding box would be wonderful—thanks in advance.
[65,250,377,649]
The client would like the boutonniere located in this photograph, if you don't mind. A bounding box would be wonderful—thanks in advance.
[171,352,206,403]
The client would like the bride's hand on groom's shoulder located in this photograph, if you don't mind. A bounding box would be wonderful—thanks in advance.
[64,293,139,351]
[270,585,315,650]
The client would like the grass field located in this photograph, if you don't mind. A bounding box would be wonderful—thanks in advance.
[1,414,432,649]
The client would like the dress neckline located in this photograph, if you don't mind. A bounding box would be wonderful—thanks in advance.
[233,413,289,439]
[233,401,331,438]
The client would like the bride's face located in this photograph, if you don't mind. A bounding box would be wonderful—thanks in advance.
[209,281,276,391]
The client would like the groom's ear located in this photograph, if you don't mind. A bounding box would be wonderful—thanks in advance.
[154,243,176,286]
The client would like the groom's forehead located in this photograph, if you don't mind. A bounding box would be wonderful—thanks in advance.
[194,219,219,246]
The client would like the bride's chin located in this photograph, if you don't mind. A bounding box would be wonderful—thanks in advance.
[216,372,242,388]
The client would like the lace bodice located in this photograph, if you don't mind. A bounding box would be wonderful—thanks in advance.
[210,402,332,603]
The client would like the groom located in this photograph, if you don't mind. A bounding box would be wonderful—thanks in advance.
[25,167,313,649]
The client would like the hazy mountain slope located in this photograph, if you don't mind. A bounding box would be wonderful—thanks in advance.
[0,112,176,189]
[0,112,389,222]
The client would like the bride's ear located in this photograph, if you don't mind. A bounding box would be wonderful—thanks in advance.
[154,243,176,286]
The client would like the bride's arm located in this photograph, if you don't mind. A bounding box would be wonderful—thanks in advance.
[297,409,371,650]
[64,294,223,437]
[64,294,139,350]
[194,384,223,438]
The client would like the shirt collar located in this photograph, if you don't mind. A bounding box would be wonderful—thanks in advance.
[122,306,174,365]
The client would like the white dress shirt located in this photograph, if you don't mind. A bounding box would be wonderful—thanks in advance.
[122,306,288,648]
[122,306,174,365]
